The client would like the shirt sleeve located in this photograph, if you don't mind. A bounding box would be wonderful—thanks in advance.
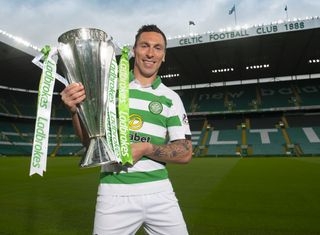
[167,93,192,142]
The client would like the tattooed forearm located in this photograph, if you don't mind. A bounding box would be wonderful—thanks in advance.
[150,139,192,159]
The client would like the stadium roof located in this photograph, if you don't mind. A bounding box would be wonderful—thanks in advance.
[1,17,320,91]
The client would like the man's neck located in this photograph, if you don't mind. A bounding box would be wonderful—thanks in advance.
[133,68,157,86]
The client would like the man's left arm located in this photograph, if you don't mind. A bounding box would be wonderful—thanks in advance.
[131,139,193,164]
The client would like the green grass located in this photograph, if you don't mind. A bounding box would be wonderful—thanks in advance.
[1,156,320,235]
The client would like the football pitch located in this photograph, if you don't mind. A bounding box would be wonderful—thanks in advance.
[1,156,320,235]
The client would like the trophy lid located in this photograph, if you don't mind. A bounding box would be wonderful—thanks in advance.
[58,28,110,44]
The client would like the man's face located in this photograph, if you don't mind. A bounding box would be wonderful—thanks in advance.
[133,32,166,79]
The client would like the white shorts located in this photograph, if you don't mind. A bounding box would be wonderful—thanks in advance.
[93,188,188,235]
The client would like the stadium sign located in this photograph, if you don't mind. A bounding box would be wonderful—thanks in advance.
[168,18,320,48]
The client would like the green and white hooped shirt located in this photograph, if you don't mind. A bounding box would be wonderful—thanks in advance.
[98,72,191,195]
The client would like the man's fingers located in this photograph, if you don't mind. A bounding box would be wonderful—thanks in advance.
[60,83,86,113]
[73,93,86,104]
[61,83,85,101]
[62,92,86,108]
[69,89,85,101]
[61,82,83,95]
[67,83,84,96]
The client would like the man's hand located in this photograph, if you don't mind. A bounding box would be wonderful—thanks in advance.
[60,82,89,146]
[60,83,86,114]
[131,142,153,163]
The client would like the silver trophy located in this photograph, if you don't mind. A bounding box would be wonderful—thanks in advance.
[58,28,119,168]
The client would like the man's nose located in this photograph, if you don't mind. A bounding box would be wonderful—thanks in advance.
[146,48,154,57]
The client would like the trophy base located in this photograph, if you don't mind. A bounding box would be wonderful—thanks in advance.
[79,136,120,168]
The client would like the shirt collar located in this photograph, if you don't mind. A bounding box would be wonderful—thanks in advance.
[129,70,162,90]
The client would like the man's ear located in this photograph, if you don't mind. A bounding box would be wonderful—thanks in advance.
[162,54,166,62]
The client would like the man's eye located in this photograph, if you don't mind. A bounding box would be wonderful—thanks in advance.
[155,46,164,51]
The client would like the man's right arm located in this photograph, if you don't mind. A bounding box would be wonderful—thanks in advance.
[60,83,89,147]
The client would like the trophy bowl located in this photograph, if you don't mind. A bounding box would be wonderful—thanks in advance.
[58,28,120,168]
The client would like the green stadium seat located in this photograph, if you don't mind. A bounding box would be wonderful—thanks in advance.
[295,79,320,106]
[286,127,320,155]
[207,145,237,156]
[206,129,241,156]
[259,82,295,109]
[226,84,257,111]
[247,128,286,155]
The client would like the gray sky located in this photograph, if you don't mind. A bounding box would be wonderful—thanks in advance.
[0,0,319,48]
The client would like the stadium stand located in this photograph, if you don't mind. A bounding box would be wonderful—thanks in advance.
[180,78,320,114]
[1,79,320,158]
[0,96,83,157]
[180,76,320,157]
[187,109,320,157]
[189,118,206,147]
[1,18,320,157]
[206,129,241,156]
[0,87,71,119]
[247,128,286,155]
[175,89,194,113]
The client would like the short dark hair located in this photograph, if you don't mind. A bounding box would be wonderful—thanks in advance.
[134,24,167,48]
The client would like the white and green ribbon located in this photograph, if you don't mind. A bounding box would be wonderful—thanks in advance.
[30,46,57,176]
[32,48,68,86]
[105,54,121,161]
[118,47,133,165]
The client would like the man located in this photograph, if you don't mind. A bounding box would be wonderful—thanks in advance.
[61,25,192,234]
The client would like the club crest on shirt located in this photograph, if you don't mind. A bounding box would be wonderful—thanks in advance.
[129,114,143,130]
[148,101,163,115]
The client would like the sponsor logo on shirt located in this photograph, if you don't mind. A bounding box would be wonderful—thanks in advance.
[129,114,143,130]
[130,132,151,143]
